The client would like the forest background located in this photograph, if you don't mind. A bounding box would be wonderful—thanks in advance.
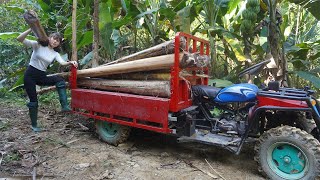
[0,0,319,100]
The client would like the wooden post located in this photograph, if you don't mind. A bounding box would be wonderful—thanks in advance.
[71,0,78,62]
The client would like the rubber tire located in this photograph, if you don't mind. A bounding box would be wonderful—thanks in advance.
[254,126,320,180]
[266,111,319,139]
[95,120,131,146]
[294,112,319,139]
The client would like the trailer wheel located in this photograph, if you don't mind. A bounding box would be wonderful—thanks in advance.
[254,126,320,180]
[95,120,131,146]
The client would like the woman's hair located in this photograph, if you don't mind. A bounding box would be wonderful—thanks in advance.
[38,32,63,52]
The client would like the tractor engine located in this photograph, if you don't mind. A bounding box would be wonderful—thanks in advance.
[218,113,246,135]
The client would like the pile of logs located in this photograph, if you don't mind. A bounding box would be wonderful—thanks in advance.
[56,38,210,98]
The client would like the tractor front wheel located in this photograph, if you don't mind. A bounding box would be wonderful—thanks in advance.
[254,126,320,180]
[95,120,131,146]
[294,112,319,139]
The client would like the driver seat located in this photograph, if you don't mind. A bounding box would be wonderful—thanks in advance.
[192,85,221,102]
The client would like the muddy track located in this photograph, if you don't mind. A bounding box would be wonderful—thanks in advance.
[0,100,264,180]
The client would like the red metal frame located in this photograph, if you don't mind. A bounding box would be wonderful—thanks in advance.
[256,96,309,108]
[170,32,210,112]
[69,32,210,134]
[72,89,170,133]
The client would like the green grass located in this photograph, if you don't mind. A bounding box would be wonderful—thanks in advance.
[44,136,69,147]
[3,151,21,163]
[0,120,11,131]
[0,88,27,107]
[0,88,71,110]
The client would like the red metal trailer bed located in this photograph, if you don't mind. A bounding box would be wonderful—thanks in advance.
[69,32,210,134]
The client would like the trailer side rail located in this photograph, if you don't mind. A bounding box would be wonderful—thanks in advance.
[170,32,210,112]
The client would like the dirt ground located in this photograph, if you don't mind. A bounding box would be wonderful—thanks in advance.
[0,100,265,180]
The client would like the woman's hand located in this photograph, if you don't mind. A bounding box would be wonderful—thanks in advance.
[69,61,78,68]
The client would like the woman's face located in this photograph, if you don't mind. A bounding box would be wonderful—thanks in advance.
[48,37,60,48]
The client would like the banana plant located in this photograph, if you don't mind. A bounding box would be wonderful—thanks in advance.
[0,2,36,91]
[258,0,320,89]
[131,0,197,45]
[195,0,253,80]
[198,0,230,77]
[288,0,320,20]
[286,40,320,89]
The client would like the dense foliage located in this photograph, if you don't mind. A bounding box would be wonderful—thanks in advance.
[0,0,319,96]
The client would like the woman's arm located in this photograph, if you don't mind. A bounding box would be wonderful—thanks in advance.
[55,54,78,68]
[17,29,32,42]
[60,60,78,68]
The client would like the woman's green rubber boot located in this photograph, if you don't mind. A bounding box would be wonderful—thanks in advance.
[27,102,41,132]
[55,81,71,112]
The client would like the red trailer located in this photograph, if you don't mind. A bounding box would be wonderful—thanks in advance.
[69,32,210,144]
[68,32,320,179]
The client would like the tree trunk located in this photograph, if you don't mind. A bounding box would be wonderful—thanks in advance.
[209,37,217,78]
[23,10,48,42]
[104,71,171,81]
[77,54,180,78]
[268,1,285,85]
[78,79,171,98]
[71,0,78,62]
[92,0,99,68]
[80,52,209,78]
[52,52,209,79]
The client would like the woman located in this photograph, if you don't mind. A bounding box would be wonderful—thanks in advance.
[17,28,78,132]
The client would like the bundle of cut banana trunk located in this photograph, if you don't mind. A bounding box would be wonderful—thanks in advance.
[57,38,210,98]
[23,10,48,42]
